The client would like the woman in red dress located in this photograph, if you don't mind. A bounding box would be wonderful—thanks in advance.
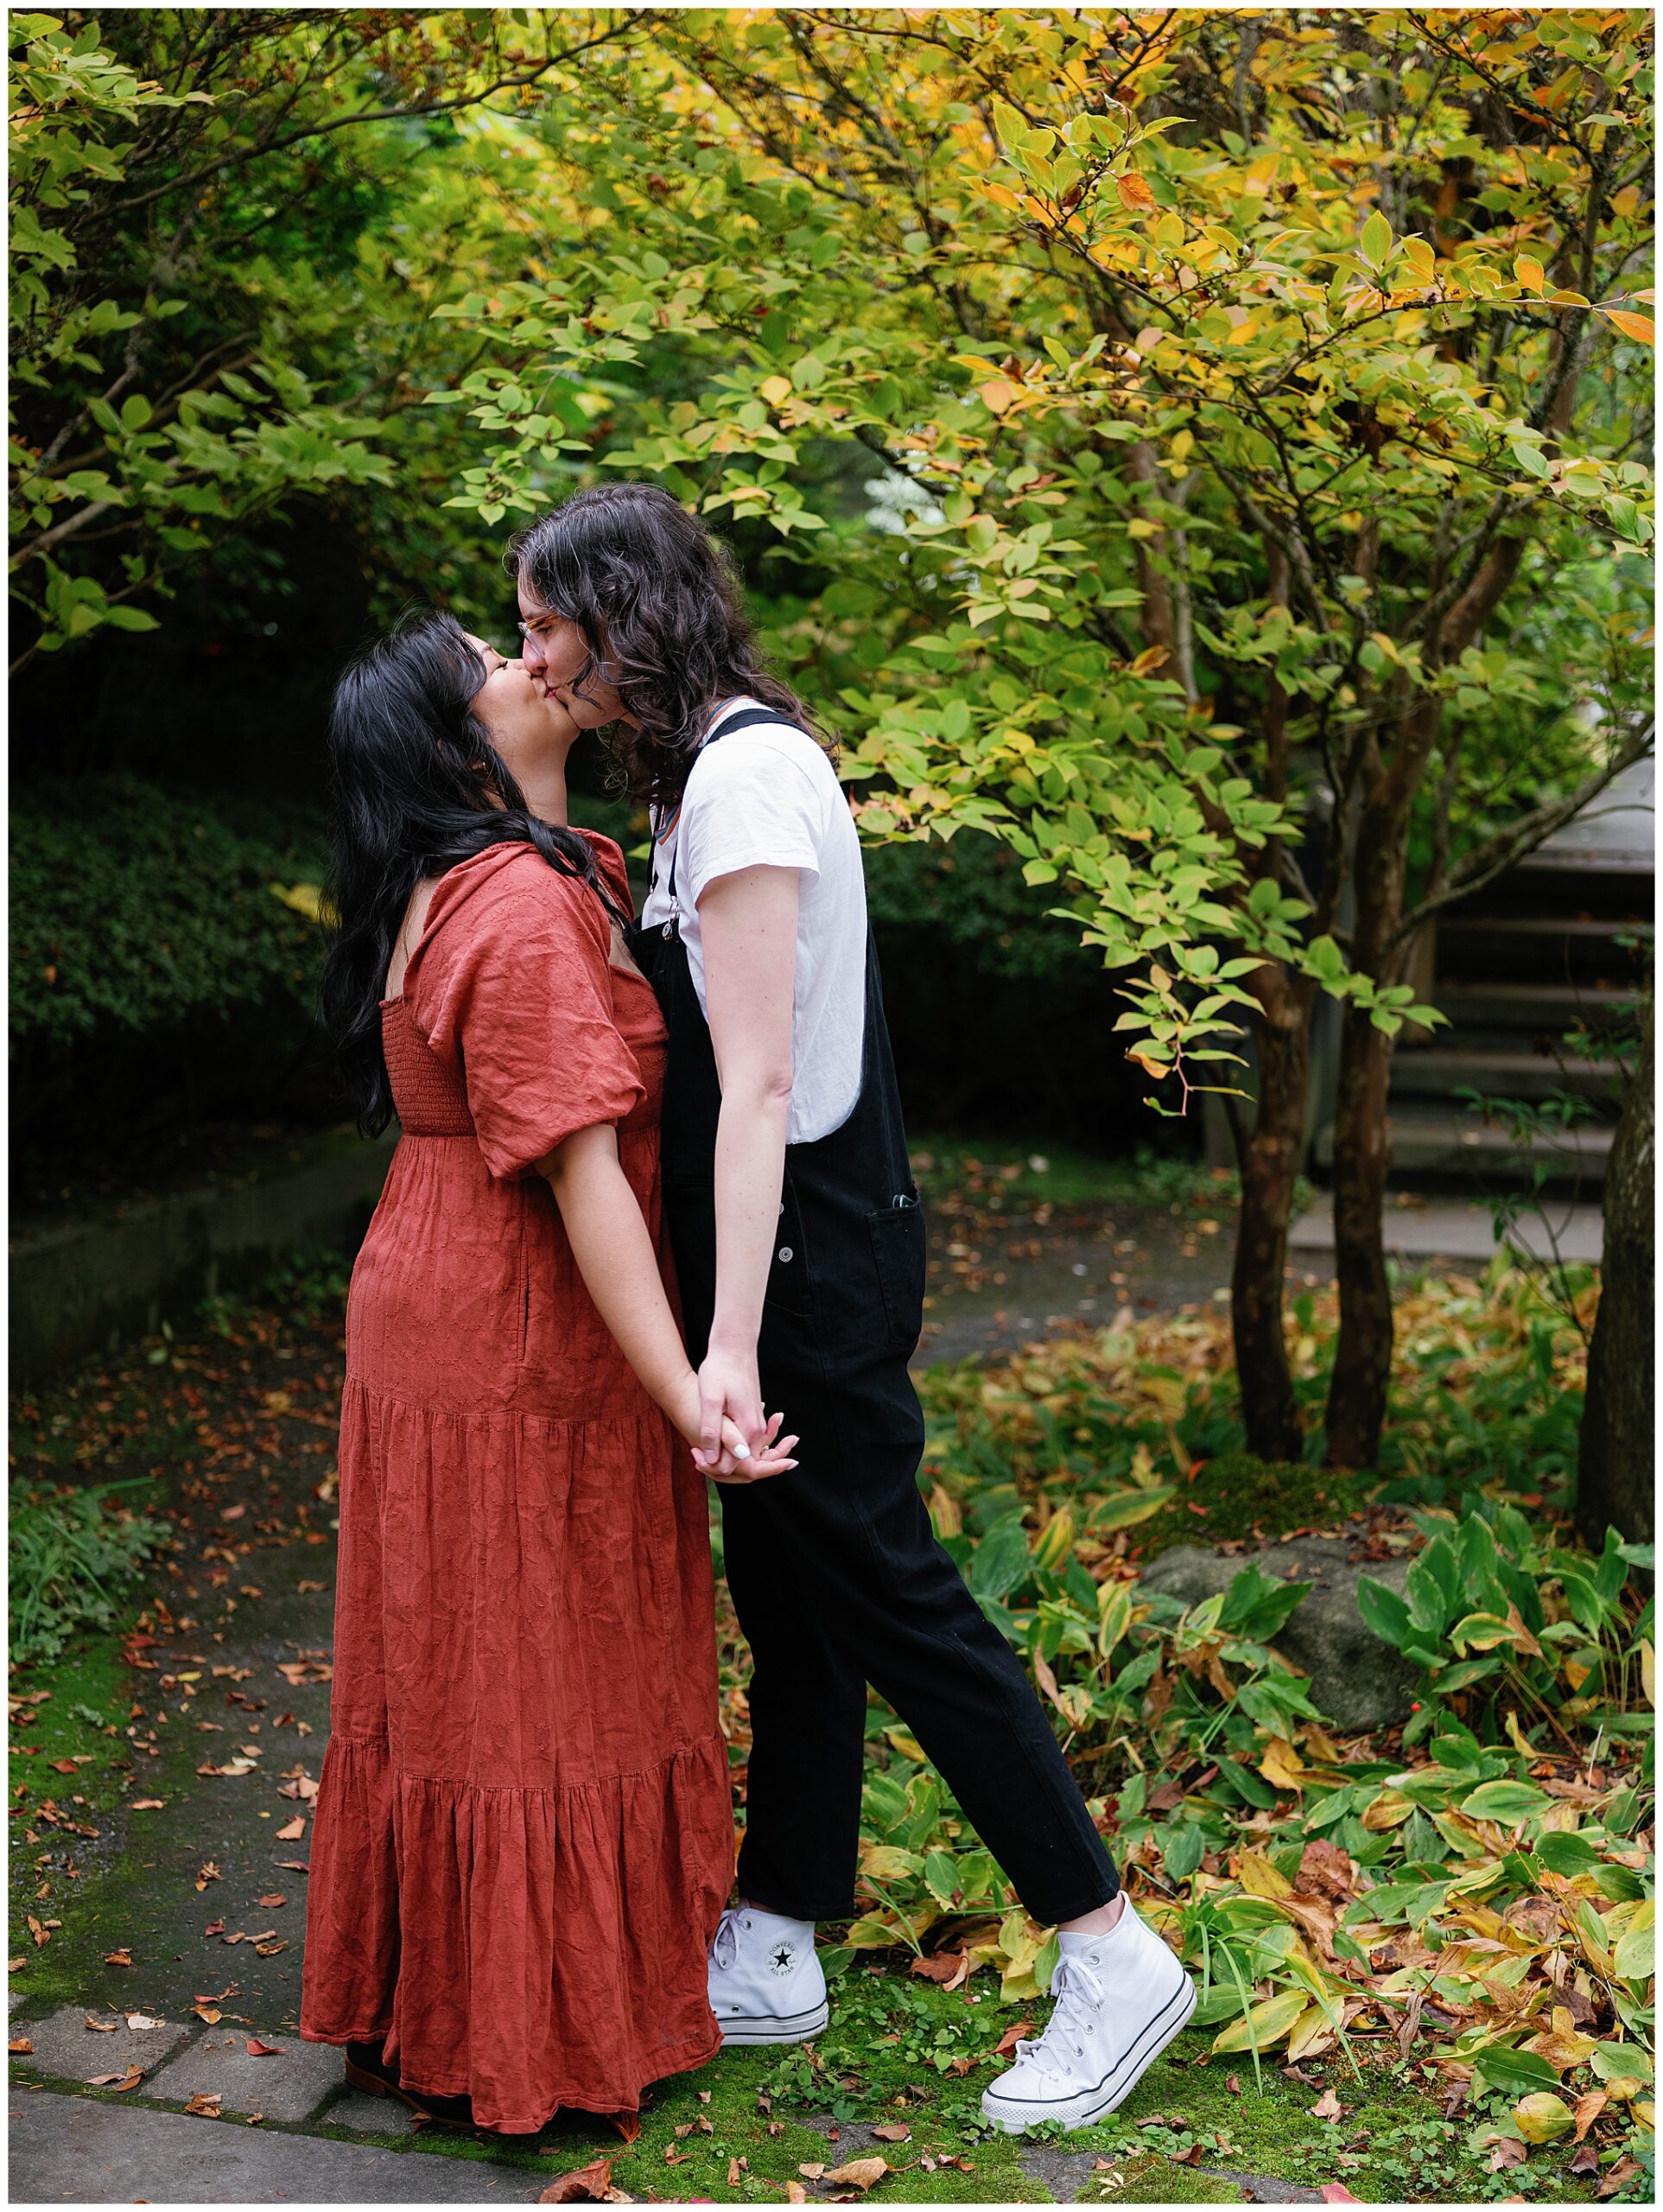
[297,613,793,2135]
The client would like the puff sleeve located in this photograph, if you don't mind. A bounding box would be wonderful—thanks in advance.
[412,858,645,1180]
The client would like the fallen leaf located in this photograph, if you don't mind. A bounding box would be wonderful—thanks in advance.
[994,2018,1034,2060]
[257,1894,287,1910]
[130,1798,166,1811]
[245,2037,282,2056]
[275,1816,306,1840]
[87,2064,143,2091]
[1513,2090,1573,2143]
[254,1940,289,1957]
[1309,2088,1343,2122]
[126,2012,164,2031]
[184,2091,222,2117]
[1488,2139,1527,2172]
[103,1948,132,1967]
[872,2123,911,2142]
[797,2164,827,2181]
[1319,2191,1362,2205]
[726,2158,746,2184]
[201,1921,225,1938]
[1226,2074,1241,2094]
[824,2158,889,2190]
[84,2015,117,2032]
[785,2188,808,2206]
[1569,2088,1609,2141]
[10,2037,34,2054]
[909,1950,970,1989]
[27,1917,49,1949]
[192,2006,222,2025]
[540,2158,614,2203]
[1597,2158,1642,2199]
[1570,2144,1602,2177]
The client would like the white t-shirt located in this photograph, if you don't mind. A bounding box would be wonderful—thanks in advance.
[641,698,867,1144]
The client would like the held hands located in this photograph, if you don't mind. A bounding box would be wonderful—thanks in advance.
[666,1369,797,1484]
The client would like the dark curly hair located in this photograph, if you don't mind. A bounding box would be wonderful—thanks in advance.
[506,483,834,810]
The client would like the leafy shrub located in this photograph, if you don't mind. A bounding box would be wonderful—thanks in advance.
[10,774,326,1049]
[10,1476,171,1666]
[814,1271,1654,2176]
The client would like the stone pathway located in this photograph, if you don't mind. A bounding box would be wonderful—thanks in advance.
[9,2082,546,2202]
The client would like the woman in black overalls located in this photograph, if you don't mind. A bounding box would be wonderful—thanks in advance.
[508,485,1195,2135]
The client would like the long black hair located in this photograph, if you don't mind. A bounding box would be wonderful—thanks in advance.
[321,608,627,1136]
[507,482,834,811]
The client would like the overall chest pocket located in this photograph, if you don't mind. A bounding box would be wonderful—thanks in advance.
[866,1185,926,1356]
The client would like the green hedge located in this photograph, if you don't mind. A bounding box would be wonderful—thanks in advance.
[11,775,327,1050]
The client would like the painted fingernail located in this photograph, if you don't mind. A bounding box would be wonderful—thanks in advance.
[732,1442,751,1459]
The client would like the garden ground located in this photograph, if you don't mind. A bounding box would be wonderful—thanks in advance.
[9,1145,1649,2203]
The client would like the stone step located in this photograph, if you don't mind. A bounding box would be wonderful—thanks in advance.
[1425,980,1643,1030]
[1434,914,1652,984]
[1311,1105,1615,1184]
[1388,1047,1624,1104]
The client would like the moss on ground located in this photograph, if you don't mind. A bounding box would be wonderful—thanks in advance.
[1132,1450,1378,1560]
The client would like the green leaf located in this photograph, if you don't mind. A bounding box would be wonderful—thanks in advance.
[1356,1575,1412,1649]
[1473,2044,1561,2099]
[1458,1780,1551,1825]
[1360,209,1393,267]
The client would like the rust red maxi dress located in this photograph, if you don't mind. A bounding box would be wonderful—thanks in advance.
[298,836,733,2133]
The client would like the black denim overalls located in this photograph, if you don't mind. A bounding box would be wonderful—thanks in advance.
[626,705,1118,1925]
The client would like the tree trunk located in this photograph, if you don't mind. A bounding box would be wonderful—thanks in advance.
[1578,999,1654,1546]
[1232,964,1316,1461]
[1326,998,1398,1467]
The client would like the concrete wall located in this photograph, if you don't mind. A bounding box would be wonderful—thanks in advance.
[10,1125,397,1385]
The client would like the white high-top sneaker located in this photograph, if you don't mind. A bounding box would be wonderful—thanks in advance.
[981,1901,1196,2133]
[708,1904,829,2046]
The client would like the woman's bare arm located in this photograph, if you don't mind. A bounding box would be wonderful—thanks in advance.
[538,1121,793,1482]
[695,861,800,1461]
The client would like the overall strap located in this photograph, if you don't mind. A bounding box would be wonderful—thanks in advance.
[664,704,817,904]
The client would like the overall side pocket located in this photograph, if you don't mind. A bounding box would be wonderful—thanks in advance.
[866,1185,926,1357]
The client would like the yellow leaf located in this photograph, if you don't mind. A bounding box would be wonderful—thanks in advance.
[1361,1789,1414,1833]
[1235,1850,1294,1899]
[1116,173,1156,213]
[1212,1989,1308,2054]
[860,1845,921,1884]
[1514,255,1546,293]
[760,377,792,406]
[977,378,1020,414]
[1259,1738,1307,1794]
[1512,2091,1573,2144]
[1524,2007,1599,2074]
[1286,2001,1339,2063]
[1603,309,1654,345]
[885,1728,926,1763]
[1641,1639,1653,1706]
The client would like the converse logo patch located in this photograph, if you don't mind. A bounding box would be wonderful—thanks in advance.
[769,1943,795,1975]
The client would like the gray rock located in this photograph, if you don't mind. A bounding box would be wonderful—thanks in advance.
[144,2026,346,2122]
[9,2001,193,2083]
[1139,1537,1421,1731]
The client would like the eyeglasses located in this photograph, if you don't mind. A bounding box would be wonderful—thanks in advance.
[516,610,562,642]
